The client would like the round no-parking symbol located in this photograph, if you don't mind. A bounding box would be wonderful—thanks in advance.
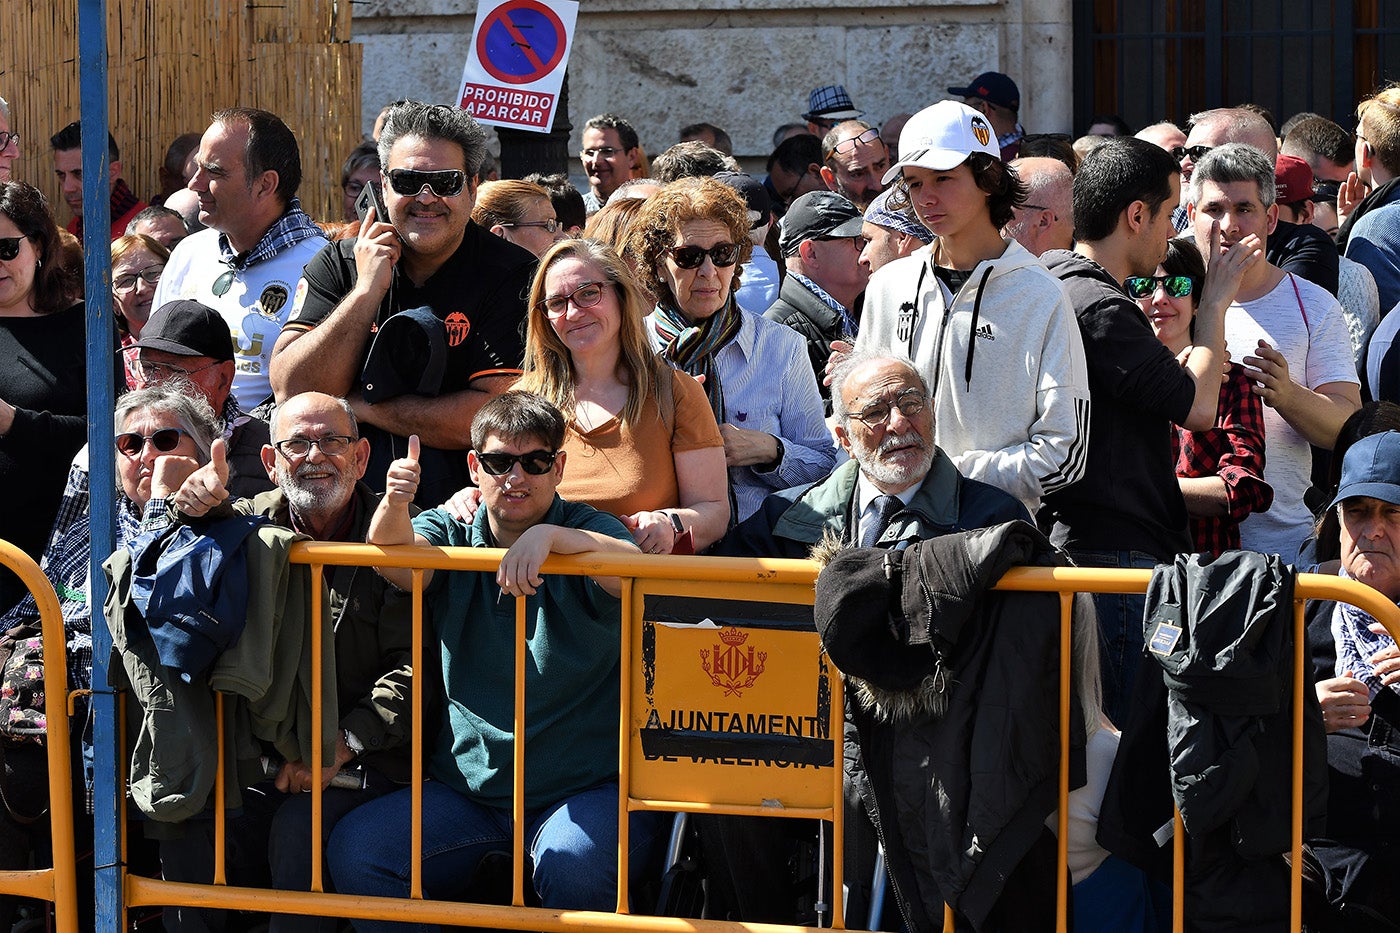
[475,0,568,85]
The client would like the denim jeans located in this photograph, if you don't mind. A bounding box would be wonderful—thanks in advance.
[327,780,665,933]
[1068,548,1161,729]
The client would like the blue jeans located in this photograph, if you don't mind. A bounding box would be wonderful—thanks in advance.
[1068,549,1161,729]
[327,780,665,933]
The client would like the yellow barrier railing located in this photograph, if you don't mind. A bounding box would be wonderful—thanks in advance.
[0,540,80,933]
[106,544,1400,933]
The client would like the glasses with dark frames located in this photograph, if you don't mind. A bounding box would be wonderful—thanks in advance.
[666,243,740,269]
[113,264,165,293]
[475,449,560,476]
[116,428,189,457]
[0,235,28,262]
[1169,145,1213,163]
[540,281,609,316]
[502,218,562,234]
[828,128,881,160]
[849,388,928,428]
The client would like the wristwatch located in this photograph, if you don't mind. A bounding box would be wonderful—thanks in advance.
[342,728,364,758]
[759,435,785,473]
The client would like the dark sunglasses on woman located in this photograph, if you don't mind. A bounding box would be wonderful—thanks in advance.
[115,428,189,457]
[0,235,28,262]
[1123,275,1195,300]
[666,243,739,270]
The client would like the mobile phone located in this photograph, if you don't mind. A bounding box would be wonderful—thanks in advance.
[355,180,387,223]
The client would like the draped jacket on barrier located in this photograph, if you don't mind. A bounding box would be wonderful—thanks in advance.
[103,519,338,823]
[814,521,1085,932]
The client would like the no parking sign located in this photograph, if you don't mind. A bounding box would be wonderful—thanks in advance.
[457,0,578,133]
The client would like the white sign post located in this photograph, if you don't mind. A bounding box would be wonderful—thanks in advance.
[456,0,578,133]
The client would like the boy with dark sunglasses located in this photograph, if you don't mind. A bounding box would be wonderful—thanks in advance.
[344,390,663,920]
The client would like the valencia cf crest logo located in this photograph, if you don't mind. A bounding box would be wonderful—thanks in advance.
[970,115,992,148]
[445,312,471,347]
[258,282,290,320]
[700,626,767,697]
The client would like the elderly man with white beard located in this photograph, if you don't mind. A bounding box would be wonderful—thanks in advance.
[701,351,1032,924]
[168,390,416,933]
[718,351,1030,559]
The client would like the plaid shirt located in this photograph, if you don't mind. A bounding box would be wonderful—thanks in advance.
[1172,363,1273,556]
[0,458,156,690]
[217,198,322,267]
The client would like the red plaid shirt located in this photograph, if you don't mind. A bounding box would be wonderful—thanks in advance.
[1172,363,1273,556]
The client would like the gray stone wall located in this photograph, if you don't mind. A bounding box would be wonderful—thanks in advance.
[354,0,1073,162]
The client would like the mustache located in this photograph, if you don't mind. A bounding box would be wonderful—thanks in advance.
[877,431,925,455]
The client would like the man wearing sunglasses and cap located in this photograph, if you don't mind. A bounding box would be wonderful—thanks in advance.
[152,108,327,413]
[334,391,663,919]
[273,99,537,508]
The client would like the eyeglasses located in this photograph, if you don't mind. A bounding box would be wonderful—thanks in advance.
[1019,203,1050,212]
[777,166,810,204]
[475,449,560,476]
[1124,275,1196,300]
[0,132,18,151]
[113,264,165,293]
[273,435,355,458]
[502,218,562,234]
[385,168,466,199]
[818,234,867,251]
[540,281,609,316]
[1170,145,1213,163]
[115,428,189,457]
[581,147,621,159]
[828,128,881,160]
[0,235,28,262]
[666,243,740,269]
[135,358,224,380]
[849,388,928,428]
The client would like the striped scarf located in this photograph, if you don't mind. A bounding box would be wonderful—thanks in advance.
[651,299,742,423]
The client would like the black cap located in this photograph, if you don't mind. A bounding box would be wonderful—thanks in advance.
[129,300,235,361]
[947,71,1020,112]
[714,172,772,230]
[778,191,865,257]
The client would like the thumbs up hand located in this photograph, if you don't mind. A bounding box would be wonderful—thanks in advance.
[168,437,230,514]
[385,434,422,506]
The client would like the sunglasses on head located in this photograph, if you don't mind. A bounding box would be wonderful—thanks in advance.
[115,428,188,457]
[475,449,560,476]
[1124,274,1196,300]
[666,243,740,270]
[385,168,466,199]
[0,235,28,262]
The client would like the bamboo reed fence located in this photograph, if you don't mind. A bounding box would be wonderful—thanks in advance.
[0,0,361,229]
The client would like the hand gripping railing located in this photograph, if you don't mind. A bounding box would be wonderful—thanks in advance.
[0,539,80,933]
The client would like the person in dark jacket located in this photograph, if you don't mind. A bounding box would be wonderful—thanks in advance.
[1303,430,1400,932]
[762,191,869,407]
[706,351,1029,926]
[169,391,416,933]
[1041,136,1260,725]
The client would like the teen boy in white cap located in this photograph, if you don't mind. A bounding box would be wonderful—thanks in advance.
[851,100,1090,513]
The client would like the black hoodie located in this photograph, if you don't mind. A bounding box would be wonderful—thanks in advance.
[1039,250,1195,561]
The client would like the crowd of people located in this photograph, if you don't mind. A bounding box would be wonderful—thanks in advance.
[3,70,1400,932]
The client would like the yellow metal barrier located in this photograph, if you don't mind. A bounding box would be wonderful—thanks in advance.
[0,539,80,933]
[109,544,1400,933]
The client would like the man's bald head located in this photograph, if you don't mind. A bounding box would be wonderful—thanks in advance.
[1004,157,1074,256]
[1135,122,1187,153]
[1186,107,1278,160]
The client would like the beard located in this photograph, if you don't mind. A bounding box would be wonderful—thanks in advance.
[278,458,355,516]
[850,428,934,489]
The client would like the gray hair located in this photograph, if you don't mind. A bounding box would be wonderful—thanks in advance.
[829,351,927,421]
[377,100,487,175]
[1187,107,1278,159]
[0,96,9,121]
[1189,142,1277,207]
[269,393,359,442]
[115,382,220,465]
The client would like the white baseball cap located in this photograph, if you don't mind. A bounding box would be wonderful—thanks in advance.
[882,100,1001,185]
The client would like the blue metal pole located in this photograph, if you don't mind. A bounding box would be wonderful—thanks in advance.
[77,0,121,931]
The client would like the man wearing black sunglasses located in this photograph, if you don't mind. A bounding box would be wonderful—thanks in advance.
[343,391,660,916]
[274,100,536,507]
[151,108,327,413]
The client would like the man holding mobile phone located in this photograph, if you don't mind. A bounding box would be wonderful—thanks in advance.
[272,100,537,506]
